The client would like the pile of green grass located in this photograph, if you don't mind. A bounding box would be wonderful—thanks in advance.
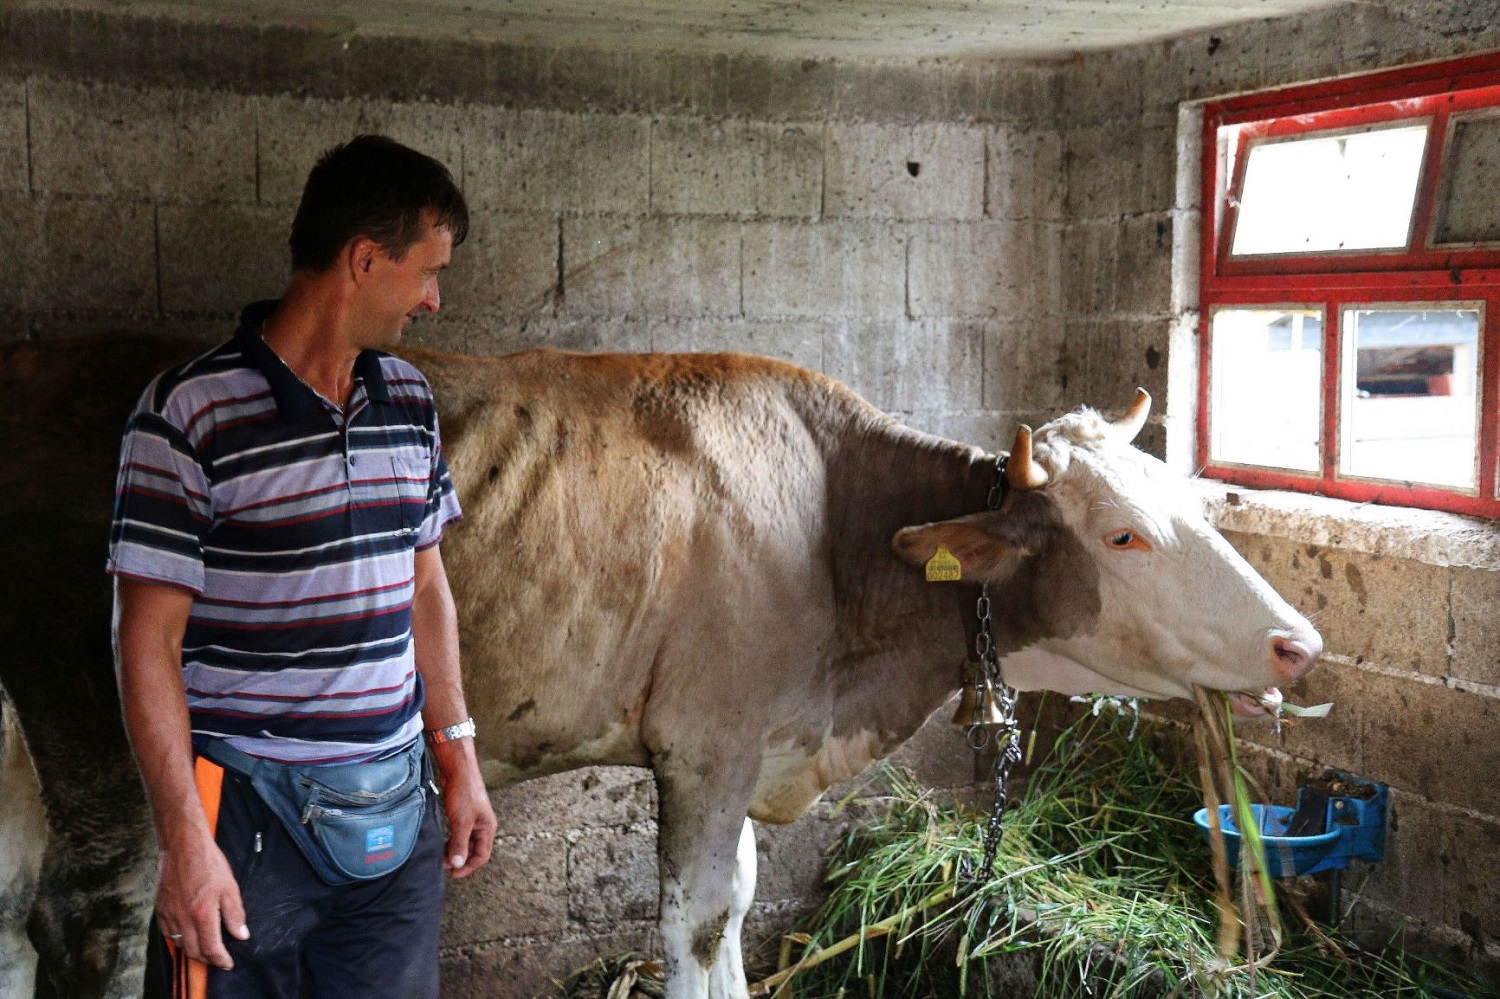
[759,708,1484,999]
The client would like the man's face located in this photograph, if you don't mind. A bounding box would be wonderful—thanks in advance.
[357,214,453,349]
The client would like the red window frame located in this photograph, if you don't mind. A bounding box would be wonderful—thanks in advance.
[1198,52,1500,517]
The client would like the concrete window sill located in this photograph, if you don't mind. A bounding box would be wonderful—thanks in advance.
[1197,480,1500,571]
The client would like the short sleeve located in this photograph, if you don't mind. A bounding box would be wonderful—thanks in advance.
[106,398,213,595]
[415,411,462,551]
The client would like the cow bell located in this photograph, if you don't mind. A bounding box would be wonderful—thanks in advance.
[952,663,1008,727]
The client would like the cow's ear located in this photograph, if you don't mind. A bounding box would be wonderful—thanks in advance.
[891,516,1026,581]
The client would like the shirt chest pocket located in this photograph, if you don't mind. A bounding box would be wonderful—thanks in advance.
[389,453,431,535]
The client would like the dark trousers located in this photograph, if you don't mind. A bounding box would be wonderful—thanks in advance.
[160,758,445,999]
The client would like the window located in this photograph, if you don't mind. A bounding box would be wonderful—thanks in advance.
[1199,54,1500,516]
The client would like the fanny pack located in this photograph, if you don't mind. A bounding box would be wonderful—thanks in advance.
[199,737,428,886]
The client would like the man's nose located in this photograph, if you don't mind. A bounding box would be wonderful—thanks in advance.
[420,279,441,314]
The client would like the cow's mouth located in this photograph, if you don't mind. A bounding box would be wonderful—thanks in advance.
[1228,687,1281,718]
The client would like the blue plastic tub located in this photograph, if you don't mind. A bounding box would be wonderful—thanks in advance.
[1192,774,1388,878]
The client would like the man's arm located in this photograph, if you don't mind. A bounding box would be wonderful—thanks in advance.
[113,578,249,969]
[411,545,496,879]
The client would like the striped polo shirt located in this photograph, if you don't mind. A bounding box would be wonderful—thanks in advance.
[107,300,462,765]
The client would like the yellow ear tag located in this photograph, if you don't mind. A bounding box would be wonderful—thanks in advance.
[925,545,963,582]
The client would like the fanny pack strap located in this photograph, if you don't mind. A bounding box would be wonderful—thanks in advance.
[197,738,265,781]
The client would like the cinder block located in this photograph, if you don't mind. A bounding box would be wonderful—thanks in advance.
[489,767,655,840]
[908,221,1062,320]
[28,78,254,202]
[970,66,1063,128]
[27,196,156,312]
[1357,791,1496,939]
[983,319,1070,413]
[465,108,649,214]
[986,125,1063,222]
[255,95,466,205]
[1064,123,1150,221]
[830,62,949,126]
[158,202,288,314]
[704,54,843,124]
[442,210,558,319]
[0,194,37,313]
[1235,540,1449,677]
[904,409,1008,450]
[0,78,25,194]
[886,707,988,790]
[1360,675,1500,815]
[1058,52,1143,130]
[824,318,983,412]
[1114,213,1175,316]
[439,926,656,999]
[825,123,984,221]
[1448,567,1500,686]
[564,217,740,318]
[1061,220,1119,316]
[742,221,905,320]
[464,315,654,357]
[651,118,821,219]
[567,826,660,924]
[648,319,825,372]
[442,834,569,943]
[753,811,850,903]
[744,898,819,963]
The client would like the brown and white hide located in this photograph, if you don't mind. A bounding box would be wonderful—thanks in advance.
[0,336,1319,999]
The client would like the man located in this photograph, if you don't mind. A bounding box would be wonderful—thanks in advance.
[108,135,496,998]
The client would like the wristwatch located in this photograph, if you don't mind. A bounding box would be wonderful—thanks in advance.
[425,716,477,745]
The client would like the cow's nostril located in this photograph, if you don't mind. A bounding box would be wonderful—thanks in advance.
[1271,635,1320,680]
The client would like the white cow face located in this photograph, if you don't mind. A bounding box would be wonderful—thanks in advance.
[893,391,1321,715]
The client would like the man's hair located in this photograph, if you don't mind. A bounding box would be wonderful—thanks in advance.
[289,134,469,273]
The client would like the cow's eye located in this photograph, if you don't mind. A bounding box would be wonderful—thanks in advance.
[1104,530,1151,552]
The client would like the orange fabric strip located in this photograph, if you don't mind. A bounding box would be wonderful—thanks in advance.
[194,756,224,839]
[164,757,226,999]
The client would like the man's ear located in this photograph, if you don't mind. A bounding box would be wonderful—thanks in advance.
[891,514,1030,581]
[348,237,379,282]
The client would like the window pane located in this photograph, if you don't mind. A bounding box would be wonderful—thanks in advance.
[1231,125,1428,256]
[1210,309,1323,472]
[1433,114,1500,245]
[1340,307,1481,489]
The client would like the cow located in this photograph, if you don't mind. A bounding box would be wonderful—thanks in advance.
[0,333,1319,999]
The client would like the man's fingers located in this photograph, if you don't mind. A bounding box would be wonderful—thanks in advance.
[469,823,494,868]
[444,815,473,875]
[220,884,251,942]
[191,903,234,970]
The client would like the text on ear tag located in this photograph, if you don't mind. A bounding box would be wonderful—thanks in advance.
[925,545,962,582]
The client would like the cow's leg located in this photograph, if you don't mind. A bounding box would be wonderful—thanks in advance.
[707,819,756,999]
[655,761,757,999]
[0,700,45,999]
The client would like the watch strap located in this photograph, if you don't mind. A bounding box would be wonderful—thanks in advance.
[426,716,476,744]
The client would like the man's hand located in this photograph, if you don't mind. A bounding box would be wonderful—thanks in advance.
[431,739,495,879]
[155,826,250,969]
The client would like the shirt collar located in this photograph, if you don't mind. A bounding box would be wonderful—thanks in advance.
[234,300,392,423]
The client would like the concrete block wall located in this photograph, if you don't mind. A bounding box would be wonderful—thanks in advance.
[0,11,1067,992]
[1054,0,1500,978]
[0,7,1072,448]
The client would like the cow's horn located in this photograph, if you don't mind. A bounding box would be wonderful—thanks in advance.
[1112,388,1152,443]
[1006,425,1049,490]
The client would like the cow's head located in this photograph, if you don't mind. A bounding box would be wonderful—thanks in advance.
[891,390,1320,716]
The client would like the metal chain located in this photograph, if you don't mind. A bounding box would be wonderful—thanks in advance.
[959,455,1022,890]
